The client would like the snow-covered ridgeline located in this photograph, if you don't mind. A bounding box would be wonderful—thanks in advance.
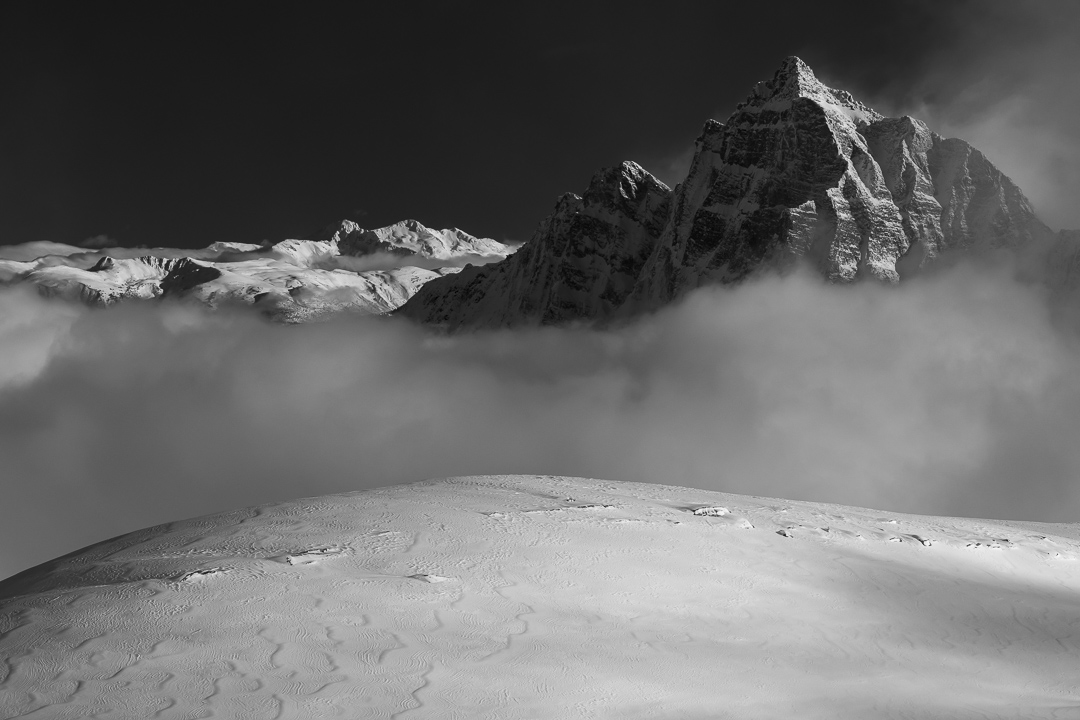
[0,220,511,321]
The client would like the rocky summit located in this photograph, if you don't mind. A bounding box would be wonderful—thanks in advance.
[401,57,1055,329]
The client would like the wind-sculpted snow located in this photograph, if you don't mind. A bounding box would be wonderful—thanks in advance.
[0,220,510,321]
[1,475,1078,719]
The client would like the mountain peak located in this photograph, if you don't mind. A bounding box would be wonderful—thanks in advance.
[746,56,883,124]
[398,218,430,233]
[582,161,671,208]
[774,55,816,87]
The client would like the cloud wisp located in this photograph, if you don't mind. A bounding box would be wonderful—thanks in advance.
[860,0,1080,231]
[2,256,1079,580]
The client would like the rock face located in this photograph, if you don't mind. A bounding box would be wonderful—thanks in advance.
[633,56,909,308]
[1,220,509,321]
[401,56,1053,328]
[398,161,671,329]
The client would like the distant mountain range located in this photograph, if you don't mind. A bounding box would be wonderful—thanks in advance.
[2,57,1075,325]
[0,220,512,322]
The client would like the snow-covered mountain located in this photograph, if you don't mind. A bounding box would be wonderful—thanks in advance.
[0,220,511,321]
[318,218,512,261]
[1,474,1077,718]
[2,59,1072,327]
[401,57,1059,329]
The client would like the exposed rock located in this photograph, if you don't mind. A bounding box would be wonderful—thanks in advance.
[406,56,1054,329]
[925,136,1047,251]
[1,58,1063,328]
[159,259,224,296]
[398,161,672,329]
[862,116,945,274]
[628,57,1047,311]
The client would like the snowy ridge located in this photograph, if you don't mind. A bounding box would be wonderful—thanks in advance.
[1,474,1077,718]
[322,218,512,261]
[0,220,505,321]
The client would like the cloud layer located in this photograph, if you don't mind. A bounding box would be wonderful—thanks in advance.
[2,257,1080,580]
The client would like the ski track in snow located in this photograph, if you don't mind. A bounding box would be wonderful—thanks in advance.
[1,474,1079,719]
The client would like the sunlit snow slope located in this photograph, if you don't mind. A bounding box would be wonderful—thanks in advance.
[1,475,1078,719]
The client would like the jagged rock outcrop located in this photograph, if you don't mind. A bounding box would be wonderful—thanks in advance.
[403,56,1054,329]
[158,258,224,296]
[397,161,672,329]
[627,57,1049,310]
[861,117,945,272]
[632,56,909,308]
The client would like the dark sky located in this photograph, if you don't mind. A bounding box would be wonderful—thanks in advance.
[3,0,1079,249]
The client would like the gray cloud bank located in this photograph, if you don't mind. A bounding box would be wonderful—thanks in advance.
[2,256,1080,580]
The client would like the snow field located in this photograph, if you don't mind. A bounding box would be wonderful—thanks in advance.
[0,475,1078,719]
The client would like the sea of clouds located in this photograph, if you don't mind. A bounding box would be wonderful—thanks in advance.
[2,251,1080,580]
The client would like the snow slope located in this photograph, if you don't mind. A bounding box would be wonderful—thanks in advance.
[1,475,1077,719]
